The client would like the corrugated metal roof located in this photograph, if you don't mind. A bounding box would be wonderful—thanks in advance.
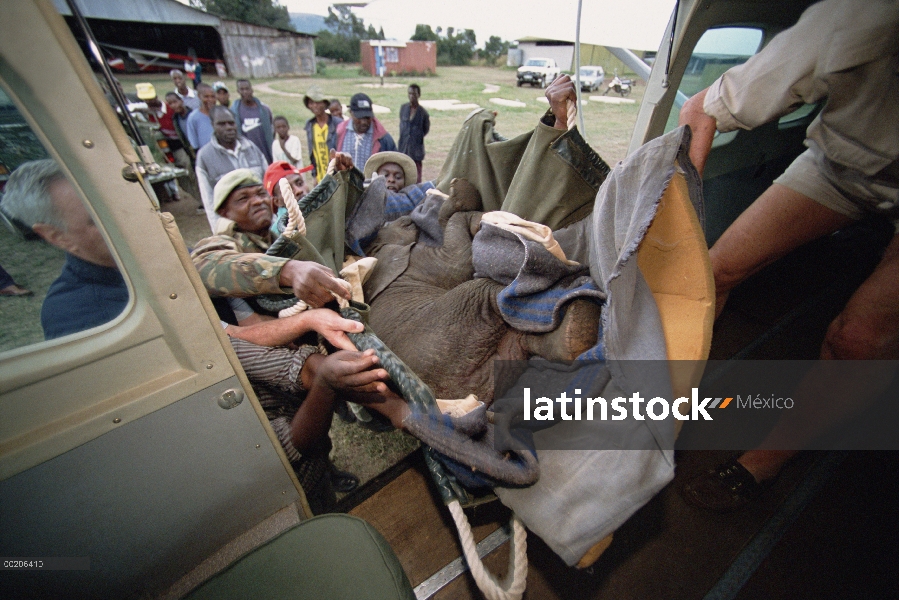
[53,0,220,26]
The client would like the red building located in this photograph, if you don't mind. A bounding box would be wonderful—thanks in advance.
[360,40,437,76]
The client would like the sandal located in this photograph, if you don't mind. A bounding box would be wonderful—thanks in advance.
[330,467,359,494]
[681,457,771,512]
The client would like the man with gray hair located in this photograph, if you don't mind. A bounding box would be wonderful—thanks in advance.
[1,160,127,339]
[170,68,199,111]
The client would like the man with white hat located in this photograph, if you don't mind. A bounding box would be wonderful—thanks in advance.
[212,81,230,107]
[303,86,343,183]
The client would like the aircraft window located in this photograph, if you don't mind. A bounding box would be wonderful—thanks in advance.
[0,88,129,353]
[664,26,763,133]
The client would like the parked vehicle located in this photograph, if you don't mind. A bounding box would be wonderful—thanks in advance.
[577,66,605,92]
[604,72,633,96]
[516,57,561,88]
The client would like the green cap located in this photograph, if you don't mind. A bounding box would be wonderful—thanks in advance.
[213,169,262,212]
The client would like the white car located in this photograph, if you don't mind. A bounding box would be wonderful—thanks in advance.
[516,57,561,88]
[577,66,605,92]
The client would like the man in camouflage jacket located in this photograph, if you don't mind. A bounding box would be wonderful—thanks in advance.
[190,168,350,307]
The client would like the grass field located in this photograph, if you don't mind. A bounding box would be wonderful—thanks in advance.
[1,64,645,485]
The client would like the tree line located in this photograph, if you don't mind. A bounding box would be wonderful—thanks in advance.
[190,0,511,66]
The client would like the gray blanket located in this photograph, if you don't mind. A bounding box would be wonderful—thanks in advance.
[496,126,704,566]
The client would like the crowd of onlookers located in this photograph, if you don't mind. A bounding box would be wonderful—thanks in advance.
[126,69,431,237]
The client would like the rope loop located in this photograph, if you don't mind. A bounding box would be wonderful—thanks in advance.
[448,500,528,600]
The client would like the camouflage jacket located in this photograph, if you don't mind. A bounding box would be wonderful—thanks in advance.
[190,225,291,297]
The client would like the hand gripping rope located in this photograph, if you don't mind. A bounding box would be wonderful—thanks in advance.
[277,174,529,600]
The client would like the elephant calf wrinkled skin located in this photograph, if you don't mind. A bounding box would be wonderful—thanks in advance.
[362,180,599,404]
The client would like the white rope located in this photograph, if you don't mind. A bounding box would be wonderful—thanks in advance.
[566,98,577,131]
[279,177,306,237]
[447,500,528,600]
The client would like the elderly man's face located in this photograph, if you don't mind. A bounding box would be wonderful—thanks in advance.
[33,179,116,268]
[220,184,272,234]
[213,110,237,146]
[353,115,372,134]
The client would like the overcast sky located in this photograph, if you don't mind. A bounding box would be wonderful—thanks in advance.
[281,0,676,51]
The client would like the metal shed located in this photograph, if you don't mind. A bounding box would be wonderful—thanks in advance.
[51,0,315,79]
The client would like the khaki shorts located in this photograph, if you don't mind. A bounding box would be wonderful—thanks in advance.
[776,146,899,228]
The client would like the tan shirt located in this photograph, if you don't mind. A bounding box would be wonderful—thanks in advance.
[703,0,899,180]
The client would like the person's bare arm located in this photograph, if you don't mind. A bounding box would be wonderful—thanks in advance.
[278,260,351,308]
[678,87,717,178]
[225,308,362,348]
[545,75,578,130]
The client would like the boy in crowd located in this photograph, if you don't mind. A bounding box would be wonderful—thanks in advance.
[271,116,304,170]
[303,86,343,183]
[328,99,344,120]
[213,81,230,107]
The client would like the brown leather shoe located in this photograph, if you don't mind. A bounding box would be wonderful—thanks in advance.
[0,284,33,297]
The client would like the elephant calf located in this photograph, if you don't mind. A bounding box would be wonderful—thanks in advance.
[362,180,601,404]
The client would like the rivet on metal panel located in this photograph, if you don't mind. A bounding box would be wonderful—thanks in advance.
[217,388,245,409]
[205,363,214,369]
[255,444,261,449]
[113,418,121,423]
[169,293,178,299]
[82,140,94,148]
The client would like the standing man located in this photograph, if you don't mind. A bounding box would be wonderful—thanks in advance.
[336,93,396,172]
[195,106,269,232]
[679,0,899,511]
[303,86,342,183]
[213,81,230,107]
[231,79,274,164]
[170,69,199,111]
[398,84,430,183]
[185,83,217,153]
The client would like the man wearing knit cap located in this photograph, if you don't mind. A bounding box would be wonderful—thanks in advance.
[191,169,349,307]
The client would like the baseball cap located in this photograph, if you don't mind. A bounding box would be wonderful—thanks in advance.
[135,83,156,100]
[263,161,314,196]
[212,81,228,92]
[213,169,262,212]
[349,93,374,118]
